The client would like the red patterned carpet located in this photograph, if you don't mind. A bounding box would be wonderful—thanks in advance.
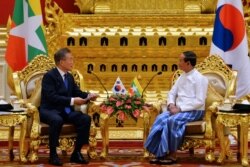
[0,140,247,167]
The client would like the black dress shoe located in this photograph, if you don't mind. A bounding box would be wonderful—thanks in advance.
[159,158,177,165]
[70,151,89,164]
[149,158,160,164]
[49,155,63,166]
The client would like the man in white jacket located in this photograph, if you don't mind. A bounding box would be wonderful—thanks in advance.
[144,51,208,165]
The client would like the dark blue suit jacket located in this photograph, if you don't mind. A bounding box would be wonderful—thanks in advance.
[40,68,88,113]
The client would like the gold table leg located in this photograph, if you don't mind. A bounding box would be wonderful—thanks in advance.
[100,113,109,158]
[3,115,28,163]
[8,126,15,161]
[19,116,28,163]
[142,111,150,158]
[99,110,152,158]
[88,121,98,159]
[240,121,249,166]
[216,113,249,166]
[216,116,226,164]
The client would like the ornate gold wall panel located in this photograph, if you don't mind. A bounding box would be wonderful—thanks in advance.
[75,0,217,14]
[45,12,214,92]
[110,0,185,14]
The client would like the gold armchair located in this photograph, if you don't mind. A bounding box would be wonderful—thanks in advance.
[163,55,237,162]
[12,55,97,162]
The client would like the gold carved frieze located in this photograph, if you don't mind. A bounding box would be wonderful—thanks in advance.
[62,14,214,27]
[111,0,185,14]
[59,137,76,151]
[180,137,206,150]
[75,0,217,14]
[217,113,249,127]
[0,115,27,126]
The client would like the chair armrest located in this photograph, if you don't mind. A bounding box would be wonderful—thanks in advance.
[74,104,88,113]
[208,101,221,113]
[75,101,98,115]
[22,102,41,139]
[204,101,221,139]
[151,100,167,114]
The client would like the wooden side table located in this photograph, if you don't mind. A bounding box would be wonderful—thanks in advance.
[0,111,28,162]
[216,109,249,166]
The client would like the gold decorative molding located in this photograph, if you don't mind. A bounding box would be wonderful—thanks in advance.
[74,0,94,14]
[0,114,27,126]
[94,0,111,13]
[96,127,144,139]
[45,0,72,56]
[75,0,216,14]
[45,0,64,36]
[63,14,214,27]
[201,0,216,13]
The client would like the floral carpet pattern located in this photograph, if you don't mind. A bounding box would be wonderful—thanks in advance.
[0,140,247,167]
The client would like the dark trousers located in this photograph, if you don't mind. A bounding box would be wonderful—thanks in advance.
[39,109,91,151]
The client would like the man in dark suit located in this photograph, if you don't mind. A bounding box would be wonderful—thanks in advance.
[40,48,98,166]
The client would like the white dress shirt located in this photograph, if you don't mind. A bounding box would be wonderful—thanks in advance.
[167,69,208,112]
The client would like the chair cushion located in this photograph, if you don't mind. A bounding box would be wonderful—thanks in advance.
[25,74,44,98]
[185,121,206,135]
[28,78,42,108]
[203,72,226,97]
[205,84,224,109]
[184,85,224,135]
[40,123,76,136]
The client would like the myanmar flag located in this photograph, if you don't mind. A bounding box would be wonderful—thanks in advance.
[129,77,143,97]
[5,0,47,72]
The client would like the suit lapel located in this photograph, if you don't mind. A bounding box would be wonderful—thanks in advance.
[54,68,67,90]
[53,68,73,95]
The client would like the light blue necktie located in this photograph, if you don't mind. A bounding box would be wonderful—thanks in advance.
[63,74,71,114]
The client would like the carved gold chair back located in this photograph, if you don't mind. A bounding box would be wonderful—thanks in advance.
[171,55,237,101]
[13,55,84,101]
